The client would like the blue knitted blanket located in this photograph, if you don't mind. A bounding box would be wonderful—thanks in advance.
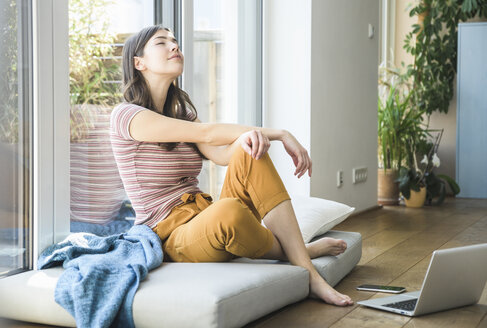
[37,225,163,328]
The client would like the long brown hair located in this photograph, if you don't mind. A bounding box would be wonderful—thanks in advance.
[122,25,201,153]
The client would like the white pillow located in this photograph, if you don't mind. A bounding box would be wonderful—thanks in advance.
[290,195,355,243]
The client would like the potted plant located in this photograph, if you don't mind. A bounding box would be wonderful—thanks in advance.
[403,0,487,115]
[396,1,485,206]
[397,129,460,207]
[396,137,428,208]
[377,65,426,205]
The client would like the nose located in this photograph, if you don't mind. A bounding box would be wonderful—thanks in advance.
[170,42,179,52]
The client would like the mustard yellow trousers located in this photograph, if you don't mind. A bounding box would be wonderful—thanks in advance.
[153,146,291,262]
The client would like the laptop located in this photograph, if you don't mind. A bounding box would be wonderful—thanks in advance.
[357,243,487,316]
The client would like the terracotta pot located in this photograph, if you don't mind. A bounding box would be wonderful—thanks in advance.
[404,186,427,208]
[378,168,399,205]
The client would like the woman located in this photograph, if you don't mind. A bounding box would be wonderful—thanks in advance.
[110,25,353,306]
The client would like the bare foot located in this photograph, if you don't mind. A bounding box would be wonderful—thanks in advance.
[309,273,354,306]
[306,237,347,258]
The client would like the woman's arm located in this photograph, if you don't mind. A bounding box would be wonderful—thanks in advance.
[193,118,276,166]
[195,139,239,166]
[196,128,274,166]
[196,123,312,178]
[129,109,285,145]
[130,110,311,177]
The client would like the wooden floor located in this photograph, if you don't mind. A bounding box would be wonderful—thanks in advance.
[245,197,487,328]
[1,197,486,328]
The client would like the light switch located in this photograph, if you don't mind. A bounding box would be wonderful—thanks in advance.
[368,24,374,39]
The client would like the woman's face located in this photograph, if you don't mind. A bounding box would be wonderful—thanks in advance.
[135,29,184,78]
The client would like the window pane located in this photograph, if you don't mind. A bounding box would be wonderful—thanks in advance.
[68,0,153,235]
[0,0,32,276]
[192,0,262,200]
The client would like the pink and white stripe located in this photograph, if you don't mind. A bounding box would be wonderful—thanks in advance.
[110,103,203,228]
[70,109,127,224]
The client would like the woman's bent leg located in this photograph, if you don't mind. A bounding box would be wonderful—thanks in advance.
[216,147,353,305]
[262,200,353,306]
[219,146,291,221]
[220,147,347,260]
[163,198,274,263]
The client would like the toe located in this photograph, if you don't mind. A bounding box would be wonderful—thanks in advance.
[340,294,353,305]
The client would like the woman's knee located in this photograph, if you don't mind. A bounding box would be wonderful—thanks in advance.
[227,145,249,168]
[230,145,271,164]
[215,198,254,228]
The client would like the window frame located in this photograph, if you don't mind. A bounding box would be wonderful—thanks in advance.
[20,0,34,274]
[166,0,264,199]
[32,0,70,269]
[176,0,263,126]
[30,0,264,269]
[0,0,34,277]
[380,0,396,66]
[33,0,162,268]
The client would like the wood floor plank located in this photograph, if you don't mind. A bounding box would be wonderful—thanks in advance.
[391,215,487,328]
[333,210,395,239]
[359,230,421,265]
[249,212,445,327]
[349,217,480,284]
[312,201,486,328]
[244,299,357,328]
[0,318,58,328]
[402,305,487,328]
[477,313,487,328]
[389,215,487,291]
[328,306,410,328]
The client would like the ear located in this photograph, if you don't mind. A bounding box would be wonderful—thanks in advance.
[134,56,145,71]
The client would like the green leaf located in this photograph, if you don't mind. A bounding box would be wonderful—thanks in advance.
[437,174,461,195]
[432,182,446,205]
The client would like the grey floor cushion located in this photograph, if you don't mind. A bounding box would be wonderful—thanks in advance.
[233,230,363,287]
[134,262,309,328]
[0,230,361,328]
[311,230,362,286]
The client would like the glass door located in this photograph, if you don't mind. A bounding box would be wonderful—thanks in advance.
[68,0,154,235]
[190,0,262,200]
[0,0,33,276]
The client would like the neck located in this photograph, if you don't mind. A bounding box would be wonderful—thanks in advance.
[143,72,175,113]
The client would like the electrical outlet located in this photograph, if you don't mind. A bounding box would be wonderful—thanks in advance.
[337,170,344,187]
[353,167,367,184]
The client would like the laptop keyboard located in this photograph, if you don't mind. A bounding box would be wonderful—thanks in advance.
[384,299,417,312]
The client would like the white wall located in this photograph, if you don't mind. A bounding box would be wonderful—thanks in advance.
[310,0,379,211]
[263,0,312,197]
[263,0,379,213]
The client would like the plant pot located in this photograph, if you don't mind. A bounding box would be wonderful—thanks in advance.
[403,186,427,208]
[378,168,399,205]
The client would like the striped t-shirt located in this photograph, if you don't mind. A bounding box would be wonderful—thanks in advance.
[110,103,203,228]
[71,106,127,224]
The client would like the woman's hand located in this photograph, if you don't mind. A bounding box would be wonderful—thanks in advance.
[282,132,312,178]
[238,130,271,160]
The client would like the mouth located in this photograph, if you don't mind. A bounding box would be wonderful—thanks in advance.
[169,55,182,60]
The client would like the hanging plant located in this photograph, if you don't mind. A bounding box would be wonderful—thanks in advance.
[403,0,487,115]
